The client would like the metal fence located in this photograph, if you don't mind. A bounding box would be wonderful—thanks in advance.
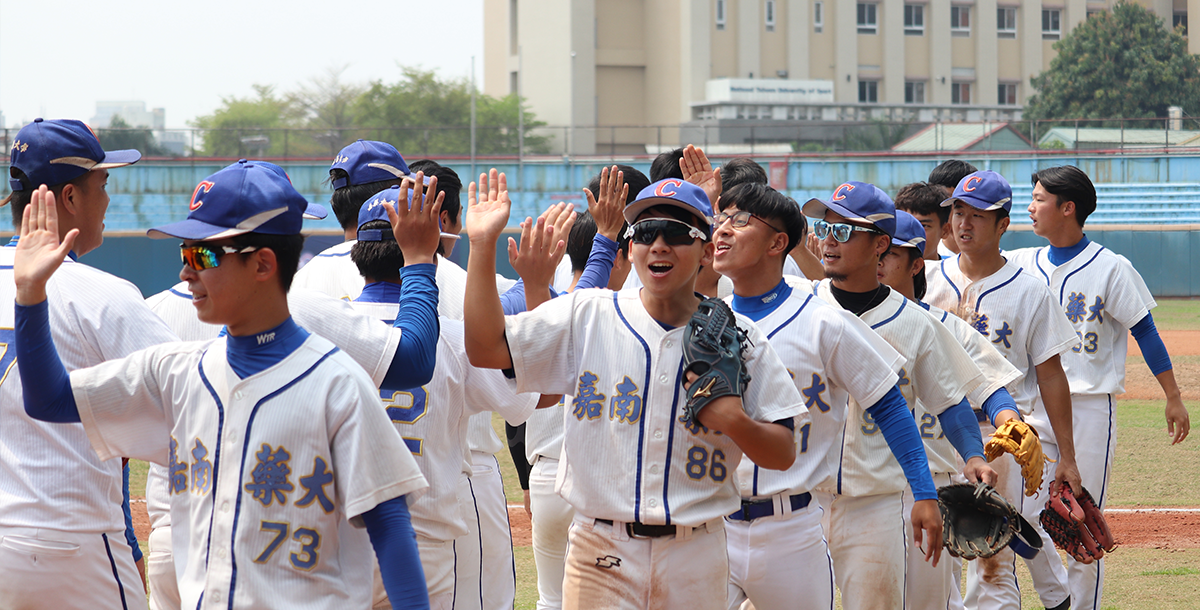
[7,116,1200,161]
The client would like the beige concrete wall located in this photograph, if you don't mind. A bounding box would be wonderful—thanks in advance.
[976,0,999,106]
[951,32,975,67]
[881,0,906,102]
[680,0,713,122]
[1020,0,1042,103]
[836,0,860,101]
[517,0,573,129]
[713,0,739,78]
[905,29,930,77]
[997,37,1022,81]
[739,0,762,77]
[597,0,646,50]
[597,66,647,125]
[811,0,836,80]
[929,0,952,102]
[482,0,510,97]
[788,0,812,78]
[761,1,789,78]
[1192,0,1200,54]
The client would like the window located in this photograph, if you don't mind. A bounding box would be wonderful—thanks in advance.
[859,80,879,103]
[905,4,925,34]
[905,81,926,104]
[998,83,1018,105]
[997,7,1017,37]
[951,6,971,35]
[858,3,878,34]
[716,0,726,30]
[951,82,972,104]
[814,2,824,32]
[1042,9,1061,39]
[765,0,777,30]
[1174,12,1188,35]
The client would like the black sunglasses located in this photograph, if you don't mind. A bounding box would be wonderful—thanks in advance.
[624,218,708,246]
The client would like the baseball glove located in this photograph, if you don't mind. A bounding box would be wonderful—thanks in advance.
[1039,483,1116,564]
[984,419,1051,497]
[680,298,751,427]
[938,483,1019,560]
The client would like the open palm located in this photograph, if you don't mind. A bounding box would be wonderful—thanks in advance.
[466,168,512,243]
[14,186,77,305]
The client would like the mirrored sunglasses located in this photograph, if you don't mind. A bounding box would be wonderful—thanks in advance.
[812,219,883,243]
[180,243,259,271]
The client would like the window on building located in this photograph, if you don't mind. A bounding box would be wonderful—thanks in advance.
[997,7,1017,37]
[859,80,879,103]
[1174,12,1188,35]
[716,0,726,29]
[1042,9,1061,39]
[951,82,972,104]
[815,1,824,32]
[858,3,878,34]
[998,83,1018,105]
[905,81,927,104]
[951,5,971,35]
[766,1,777,30]
[905,4,925,34]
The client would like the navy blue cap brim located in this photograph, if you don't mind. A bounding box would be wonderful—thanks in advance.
[94,149,142,169]
[147,218,252,241]
[802,198,858,224]
[940,195,1010,211]
[891,236,926,254]
[302,202,328,220]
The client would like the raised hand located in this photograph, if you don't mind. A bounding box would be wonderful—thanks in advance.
[387,171,443,266]
[467,169,513,246]
[509,202,576,294]
[680,144,722,206]
[584,165,628,241]
[14,186,77,305]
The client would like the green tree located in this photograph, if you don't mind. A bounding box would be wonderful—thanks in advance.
[190,85,306,157]
[98,115,170,156]
[1025,2,1200,124]
[286,67,367,156]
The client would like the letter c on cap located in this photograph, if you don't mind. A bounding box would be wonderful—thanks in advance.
[655,179,683,198]
[832,183,855,201]
[190,181,215,211]
[963,176,983,192]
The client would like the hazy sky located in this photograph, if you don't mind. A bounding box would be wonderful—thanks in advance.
[0,0,484,129]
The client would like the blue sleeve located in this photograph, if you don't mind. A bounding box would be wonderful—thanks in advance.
[382,264,440,390]
[980,387,1018,427]
[1131,313,1173,376]
[499,280,527,315]
[573,235,618,291]
[362,496,429,610]
[122,463,143,563]
[867,386,937,501]
[936,397,986,462]
[13,300,80,423]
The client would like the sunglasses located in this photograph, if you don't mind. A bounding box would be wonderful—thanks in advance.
[624,218,708,246]
[812,219,884,243]
[714,210,784,233]
[180,243,259,271]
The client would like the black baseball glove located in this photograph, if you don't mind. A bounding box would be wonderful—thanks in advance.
[680,297,751,427]
[938,483,1020,560]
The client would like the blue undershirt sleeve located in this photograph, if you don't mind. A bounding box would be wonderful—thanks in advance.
[980,388,1019,427]
[383,264,440,390]
[122,463,143,563]
[937,397,986,462]
[363,496,429,610]
[13,300,81,423]
[573,234,619,291]
[499,280,528,315]
[1131,313,1173,376]
[867,385,937,501]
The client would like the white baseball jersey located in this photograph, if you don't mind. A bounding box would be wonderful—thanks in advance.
[0,245,178,535]
[1006,243,1156,395]
[71,333,427,610]
[915,301,1022,474]
[525,401,566,464]
[925,255,1079,442]
[292,241,363,301]
[813,281,984,497]
[348,301,537,541]
[729,287,903,498]
[504,288,807,526]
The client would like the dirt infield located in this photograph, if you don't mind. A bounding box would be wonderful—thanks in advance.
[1121,330,1200,400]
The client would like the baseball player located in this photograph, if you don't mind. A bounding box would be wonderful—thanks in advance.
[710,182,942,610]
[1005,165,1191,609]
[463,172,807,610]
[928,160,979,258]
[879,209,1026,609]
[924,170,1083,610]
[12,159,442,609]
[0,118,157,610]
[894,182,953,262]
[802,181,994,610]
[350,186,539,609]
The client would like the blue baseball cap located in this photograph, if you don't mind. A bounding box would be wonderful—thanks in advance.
[330,140,410,189]
[9,118,141,191]
[624,179,714,230]
[941,170,1012,212]
[147,160,328,240]
[892,210,927,255]
[802,181,897,237]
[355,183,460,243]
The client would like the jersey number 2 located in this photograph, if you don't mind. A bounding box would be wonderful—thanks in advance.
[382,387,429,455]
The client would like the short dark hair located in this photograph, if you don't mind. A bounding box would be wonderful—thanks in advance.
[329,170,405,231]
[894,182,951,226]
[1031,165,1096,227]
[907,248,928,300]
[717,183,805,256]
[5,167,90,229]
[650,148,685,182]
[584,164,648,260]
[637,204,711,241]
[928,160,978,191]
[350,220,405,282]
[567,211,597,273]
[408,160,464,226]
[229,232,306,291]
[720,158,768,191]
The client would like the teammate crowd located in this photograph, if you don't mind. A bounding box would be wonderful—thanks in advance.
[0,117,1190,610]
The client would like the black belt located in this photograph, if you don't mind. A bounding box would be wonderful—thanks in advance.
[975,409,988,424]
[595,519,680,538]
[727,492,812,522]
